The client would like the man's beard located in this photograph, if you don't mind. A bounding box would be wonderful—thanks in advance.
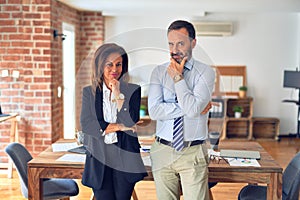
[171,52,185,64]
[171,50,191,64]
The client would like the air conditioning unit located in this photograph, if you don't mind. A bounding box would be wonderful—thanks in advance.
[193,22,233,36]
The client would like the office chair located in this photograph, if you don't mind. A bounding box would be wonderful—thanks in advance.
[5,142,79,200]
[238,151,300,200]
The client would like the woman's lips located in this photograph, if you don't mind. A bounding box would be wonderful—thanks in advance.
[111,73,119,78]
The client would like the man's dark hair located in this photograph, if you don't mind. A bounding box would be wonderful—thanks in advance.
[167,20,196,40]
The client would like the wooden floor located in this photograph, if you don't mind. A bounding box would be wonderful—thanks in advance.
[0,138,299,200]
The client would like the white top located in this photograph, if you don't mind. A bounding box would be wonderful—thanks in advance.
[102,83,118,143]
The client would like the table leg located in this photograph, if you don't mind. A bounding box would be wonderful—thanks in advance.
[8,117,18,178]
[132,189,138,200]
[28,167,43,200]
[267,172,282,200]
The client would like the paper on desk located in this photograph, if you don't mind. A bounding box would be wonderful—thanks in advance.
[226,158,261,167]
[140,145,151,153]
[142,155,152,166]
[52,142,78,152]
[208,149,220,157]
[56,154,86,163]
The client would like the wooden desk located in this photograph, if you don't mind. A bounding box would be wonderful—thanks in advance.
[209,141,282,200]
[28,140,282,200]
[0,113,19,178]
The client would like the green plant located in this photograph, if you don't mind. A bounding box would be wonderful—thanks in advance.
[239,86,247,91]
[233,105,243,113]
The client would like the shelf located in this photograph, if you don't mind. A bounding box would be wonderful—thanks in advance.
[226,120,251,138]
[223,97,253,140]
[226,97,253,118]
[226,117,251,121]
[252,117,279,140]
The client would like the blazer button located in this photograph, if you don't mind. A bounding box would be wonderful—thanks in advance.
[124,108,127,111]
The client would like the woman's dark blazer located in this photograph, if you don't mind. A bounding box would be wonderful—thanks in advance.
[80,83,147,190]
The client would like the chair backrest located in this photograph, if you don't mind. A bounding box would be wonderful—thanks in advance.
[282,151,300,200]
[5,142,33,198]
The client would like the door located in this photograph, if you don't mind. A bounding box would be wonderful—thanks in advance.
[62,22,75,139]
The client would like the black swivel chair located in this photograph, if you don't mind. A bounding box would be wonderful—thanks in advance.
[238,151,300,200]
[5,142,79,199]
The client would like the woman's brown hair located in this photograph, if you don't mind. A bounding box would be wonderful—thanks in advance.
[91,43,129,93]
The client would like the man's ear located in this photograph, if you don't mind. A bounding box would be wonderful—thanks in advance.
[191,39,196,49]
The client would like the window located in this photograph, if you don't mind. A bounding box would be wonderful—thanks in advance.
[213,66,246,97]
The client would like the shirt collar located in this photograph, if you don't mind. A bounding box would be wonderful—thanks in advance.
[103,83,110,93]
[184,57,194,71]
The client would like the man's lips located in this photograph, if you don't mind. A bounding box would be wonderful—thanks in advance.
[172,55,180,59]
[171,53,183,60]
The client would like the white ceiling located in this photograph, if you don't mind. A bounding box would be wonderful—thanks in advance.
[58,0,300,16]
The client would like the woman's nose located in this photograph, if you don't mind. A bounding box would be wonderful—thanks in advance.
[111,65,117,71]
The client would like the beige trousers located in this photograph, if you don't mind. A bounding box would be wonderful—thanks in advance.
[150,141,210,200]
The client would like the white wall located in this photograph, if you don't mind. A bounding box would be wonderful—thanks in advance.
[105,13,300,135]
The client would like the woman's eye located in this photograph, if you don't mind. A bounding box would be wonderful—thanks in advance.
[116,63,122,67]
[105,63,113,67]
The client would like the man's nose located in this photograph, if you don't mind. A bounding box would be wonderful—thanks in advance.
[171,44,178,54]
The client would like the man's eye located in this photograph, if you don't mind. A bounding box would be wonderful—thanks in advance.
[178,42,184,46]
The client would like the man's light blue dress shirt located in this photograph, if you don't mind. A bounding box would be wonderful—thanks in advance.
[148,58,215,141]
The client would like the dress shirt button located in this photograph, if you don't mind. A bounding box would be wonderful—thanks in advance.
[124,108,127,111]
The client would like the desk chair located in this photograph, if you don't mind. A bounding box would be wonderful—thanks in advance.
[238,151,300,200]
[5,142,79,200]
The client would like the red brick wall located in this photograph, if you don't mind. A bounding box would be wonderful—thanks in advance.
[0,0,104,162]
[76,12,104,130]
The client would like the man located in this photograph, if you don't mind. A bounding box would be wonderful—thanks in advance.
[148,20,215,200]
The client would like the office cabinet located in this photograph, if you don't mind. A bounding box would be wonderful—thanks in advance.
[223,97,253,139]
[252,117,279,140]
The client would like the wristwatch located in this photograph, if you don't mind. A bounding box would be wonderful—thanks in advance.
[115,93,125,100]
[173,74,183,83]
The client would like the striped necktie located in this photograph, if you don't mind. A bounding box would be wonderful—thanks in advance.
[173,96,184,151]
[172,66,188,151]
[173,115,184,151]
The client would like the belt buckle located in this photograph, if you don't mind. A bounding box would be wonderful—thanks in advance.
[156,136,162,143]
[185,141,192,147]
[184,141,197,147]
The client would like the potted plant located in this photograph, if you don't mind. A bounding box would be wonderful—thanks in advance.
[233,105,243,118]
[140,104,147,117]
[239,86,247,98]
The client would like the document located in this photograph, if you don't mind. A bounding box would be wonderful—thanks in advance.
[140,145,151,153]
[226,158,261,167]
[56,154,86,163]
[52,142,78,152]
[142,155,152,166]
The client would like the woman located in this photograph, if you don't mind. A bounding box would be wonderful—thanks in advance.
[80,43,147,200]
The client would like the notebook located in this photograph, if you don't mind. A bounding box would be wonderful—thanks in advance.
[0,105,10,117]
[68,145,87,154]
[220,149,261,159]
